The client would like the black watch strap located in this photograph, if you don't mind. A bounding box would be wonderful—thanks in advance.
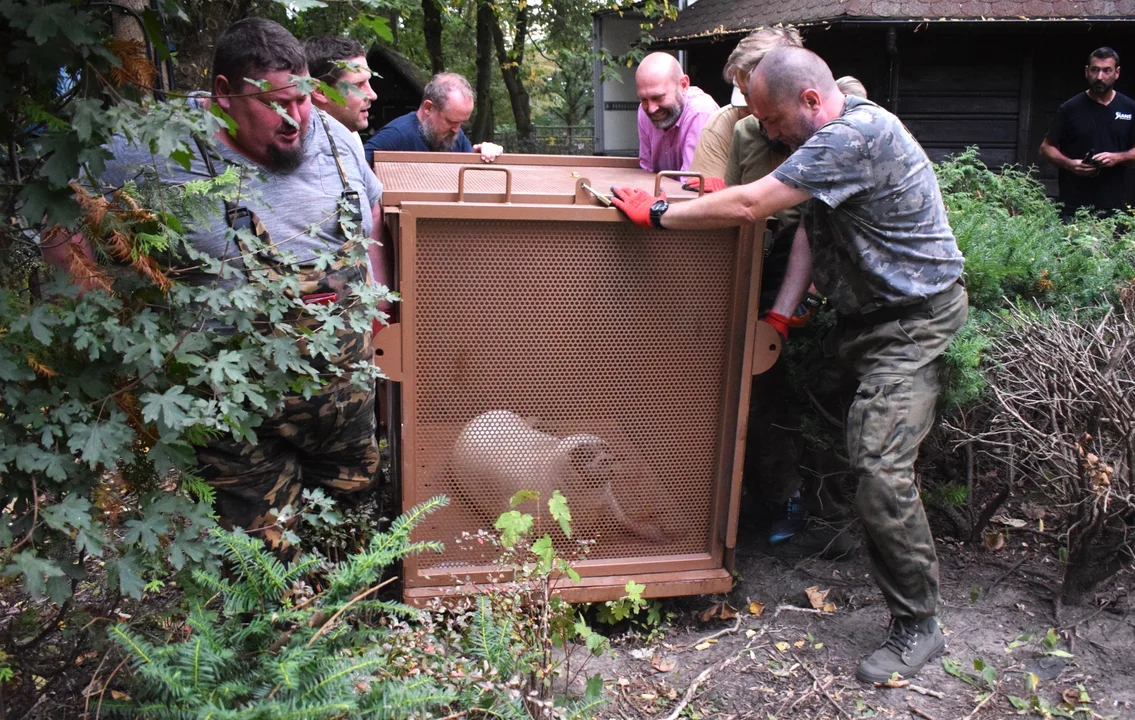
[649,199,669,229]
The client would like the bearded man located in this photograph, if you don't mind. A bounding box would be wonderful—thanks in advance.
[1040,46,1135,218]
[635,52,719,172]
[363,72,502,164]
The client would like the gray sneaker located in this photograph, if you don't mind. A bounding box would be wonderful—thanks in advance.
[855,617,946,684]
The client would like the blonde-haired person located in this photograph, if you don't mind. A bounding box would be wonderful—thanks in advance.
[685,26,803,190]
[836,75,868,98]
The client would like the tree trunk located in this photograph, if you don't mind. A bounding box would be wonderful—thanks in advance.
[489,1,531,146]
[470,0,495,143]
[420,0,444,74]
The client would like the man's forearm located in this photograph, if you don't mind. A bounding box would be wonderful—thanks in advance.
[1039,139,1073,170]
[659,174,812,230]
[769,223,812,317]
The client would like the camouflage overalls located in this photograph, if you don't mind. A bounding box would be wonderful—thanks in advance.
[773,96,967,621]
[193,112,380,551]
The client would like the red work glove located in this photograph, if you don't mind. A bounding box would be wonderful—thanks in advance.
[786,292,824,329]
[611,186,665,229]
[682,176,726,193]
[761,311,791,340]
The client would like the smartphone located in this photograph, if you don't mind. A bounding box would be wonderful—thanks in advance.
[1083,150,1101,166]
[581,183,613,207]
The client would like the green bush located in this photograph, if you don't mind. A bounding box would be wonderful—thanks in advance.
[104,493,610,719]
[935,148,1135,411]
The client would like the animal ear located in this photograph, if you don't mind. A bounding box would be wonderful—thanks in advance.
[569,442,614,474]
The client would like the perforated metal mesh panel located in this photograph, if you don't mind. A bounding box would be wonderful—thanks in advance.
[377,157,757,601]
[403,214,745,578]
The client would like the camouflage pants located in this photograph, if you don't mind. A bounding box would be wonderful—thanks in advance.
[197,375,380,550]
[838,282,968,621]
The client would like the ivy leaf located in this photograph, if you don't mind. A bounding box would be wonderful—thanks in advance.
[39,131,82,188]
[509,490,539,507]
[2,551,65,599]
[317,80,345,107]
[207,350,245,386]
[11,304,62,345]
[549,490,572,538]
[111,551,147,599]
[585,673,604,702]
[531,534,555,572]
[167,527,206,570]
[140,386,193,431]
[170,148,193,171]
[17,182,79,226]
[624,580,646,603]
[355,14,393,43]
[123,512,169,553]
[41,493,92,532]
[493,510,533,548]
[209,103,238,136]
[75,524,106,557]
[67,418,134,468]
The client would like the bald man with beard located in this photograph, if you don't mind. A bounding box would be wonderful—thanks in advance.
[635,52,719,172]
[611,46,967,685]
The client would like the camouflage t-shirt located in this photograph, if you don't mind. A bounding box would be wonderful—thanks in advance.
[772,95,964,315]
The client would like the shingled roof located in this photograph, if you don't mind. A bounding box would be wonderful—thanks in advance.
[652,0,1134,43]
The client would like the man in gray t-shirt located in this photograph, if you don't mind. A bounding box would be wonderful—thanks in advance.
[611,46,967,685]
[45,18,390,553]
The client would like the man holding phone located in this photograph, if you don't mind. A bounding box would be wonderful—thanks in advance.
[1041,47,1135,219]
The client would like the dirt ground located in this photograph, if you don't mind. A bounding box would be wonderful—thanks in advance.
[587,519,1135,720]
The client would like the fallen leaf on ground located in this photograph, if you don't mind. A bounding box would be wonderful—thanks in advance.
[745,629,757,638]
[617,677,630,686]
[652,654,677,673]
[875,679,910,689]
[804,586,830,609]
[110,690,132,701]
[822,602,837,613]
[775,641,790,652]
[793,640,805,648]
[984,530,1006,550]
[640,693,656,701]
[999,517,1027,528]
[698,600,737,622]
[749,600,765,616]
[695,641,712,651]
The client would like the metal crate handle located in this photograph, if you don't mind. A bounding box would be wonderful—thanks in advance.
[654,170,704,197]
[457,165,513,203]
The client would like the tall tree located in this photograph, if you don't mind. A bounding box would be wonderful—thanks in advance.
[420,0,445,74]
[470,0,495,141]
[489,0,532,147]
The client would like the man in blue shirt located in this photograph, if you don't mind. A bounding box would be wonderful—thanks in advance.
[364,72,503,164]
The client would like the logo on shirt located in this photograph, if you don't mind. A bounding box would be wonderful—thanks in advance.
[1117,111,1133,121]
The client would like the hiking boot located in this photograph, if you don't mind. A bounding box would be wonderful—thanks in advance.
[768,492,807,544]
[768,520,855,560]
[855,616,946,684]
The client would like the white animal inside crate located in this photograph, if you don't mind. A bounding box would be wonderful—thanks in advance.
[449,410,685,544]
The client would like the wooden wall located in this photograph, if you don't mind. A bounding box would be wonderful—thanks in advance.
[683,22,1135,203]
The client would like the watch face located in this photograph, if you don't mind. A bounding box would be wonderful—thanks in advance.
[651,200,668,212]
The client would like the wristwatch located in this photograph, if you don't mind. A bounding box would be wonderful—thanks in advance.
[649,199,669,229]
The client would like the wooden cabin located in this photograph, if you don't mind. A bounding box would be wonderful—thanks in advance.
[643,0,1135,199]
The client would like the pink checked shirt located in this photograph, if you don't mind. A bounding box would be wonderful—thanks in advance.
[637,87,721,173]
